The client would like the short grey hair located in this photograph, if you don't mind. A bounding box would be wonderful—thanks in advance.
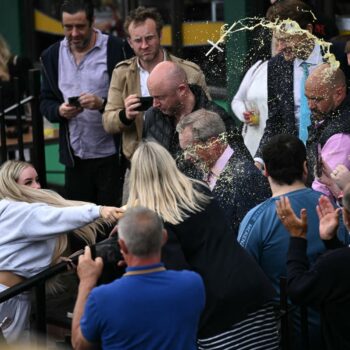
[118,207,164,257]
[176,108,226,142]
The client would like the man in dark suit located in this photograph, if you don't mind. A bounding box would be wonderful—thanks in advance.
[177,108,271,235]
[255,0,329,169]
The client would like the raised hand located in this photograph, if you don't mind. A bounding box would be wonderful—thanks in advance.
[316,195,341,240]
[276,196,307,239]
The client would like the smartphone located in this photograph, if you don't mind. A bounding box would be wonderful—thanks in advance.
[68,96,81,107]
[135,96,153,111]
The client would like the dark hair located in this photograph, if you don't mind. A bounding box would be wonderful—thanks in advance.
[266,0,314,30]
[262,134,306,185]
[61,0,94,25]
[124,6,164,37]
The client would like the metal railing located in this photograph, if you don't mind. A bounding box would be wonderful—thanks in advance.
[0,69,47,187]
[0,236,123,346]
[0,269,311,349]
[0,259,75,347]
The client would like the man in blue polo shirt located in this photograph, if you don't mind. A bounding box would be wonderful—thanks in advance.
[71,207,205,350]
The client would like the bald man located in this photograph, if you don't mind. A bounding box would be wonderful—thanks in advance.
[305,63,350,197]
[143,61,239,161]
[103,7,209,163]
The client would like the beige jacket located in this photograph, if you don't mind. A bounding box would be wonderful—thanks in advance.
[103,52,210,159]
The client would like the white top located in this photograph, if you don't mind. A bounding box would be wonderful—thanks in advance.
[0,200,100,278]
[231,60,268,157]
[137,59,151,97]
[137,49,168,98]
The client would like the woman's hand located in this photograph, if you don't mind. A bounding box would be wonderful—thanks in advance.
[276,196,307,239]
[99,206,125,222]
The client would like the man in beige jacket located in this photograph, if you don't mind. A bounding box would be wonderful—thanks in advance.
[103,6,210,162]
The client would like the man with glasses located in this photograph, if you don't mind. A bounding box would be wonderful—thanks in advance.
[103,6,209,167]
[40,0,130,205]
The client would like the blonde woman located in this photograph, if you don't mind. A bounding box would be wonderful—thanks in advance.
[127,141,279,349]
[0,160,120,343]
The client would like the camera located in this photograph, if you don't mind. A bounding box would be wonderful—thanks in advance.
[68,96,81,108]
[135,96,153,111]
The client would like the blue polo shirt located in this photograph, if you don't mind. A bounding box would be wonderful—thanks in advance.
[81,263,205,349]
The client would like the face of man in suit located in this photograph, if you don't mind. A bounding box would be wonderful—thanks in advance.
[274,28,314,61]
[179,126,225,169]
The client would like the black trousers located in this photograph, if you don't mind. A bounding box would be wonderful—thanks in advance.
[65,154,122,206]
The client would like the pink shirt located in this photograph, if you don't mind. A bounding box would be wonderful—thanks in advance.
[207,146,234,190]
[312,133,350,196]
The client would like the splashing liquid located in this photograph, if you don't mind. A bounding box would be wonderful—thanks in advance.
[206,16,339,71]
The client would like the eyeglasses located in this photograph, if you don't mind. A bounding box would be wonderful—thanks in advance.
[130,34,157,45]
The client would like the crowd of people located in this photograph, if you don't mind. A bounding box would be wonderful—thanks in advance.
[0,0,350,349]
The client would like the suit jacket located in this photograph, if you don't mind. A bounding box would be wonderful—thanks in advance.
[212,148,271,235]
[255,46,347,159]
[255,53,295,158]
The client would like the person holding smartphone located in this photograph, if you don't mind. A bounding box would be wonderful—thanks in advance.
[103,7,210,202]
[40,0,131,207]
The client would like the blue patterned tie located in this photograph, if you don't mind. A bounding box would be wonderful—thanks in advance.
[299,62,311,144]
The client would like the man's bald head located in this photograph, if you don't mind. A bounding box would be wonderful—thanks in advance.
[305,63,347,120]
[307,63,346,91]
[148,61,187,92]
[147,61,191,117]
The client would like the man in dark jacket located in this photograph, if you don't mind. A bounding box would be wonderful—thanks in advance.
[40,0,131,205]
[177,108,271,235]
[143,61,247,160]
[305,63,350,197]
[255,0,340,168]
